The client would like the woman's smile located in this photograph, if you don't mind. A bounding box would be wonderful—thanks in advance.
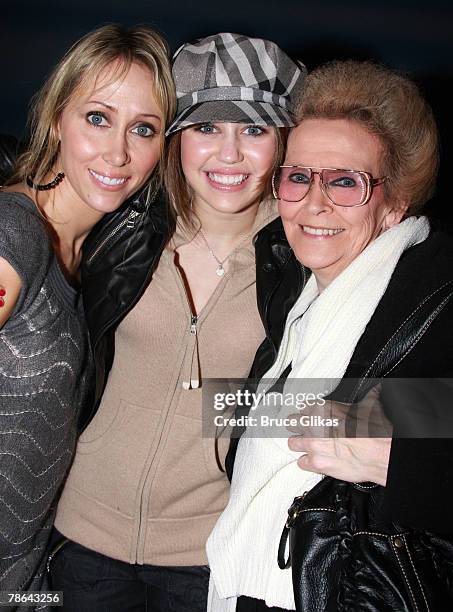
[300,225,345,237]
[88,168,130,189]
[205,170,250,191]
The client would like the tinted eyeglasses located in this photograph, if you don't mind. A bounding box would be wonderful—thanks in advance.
[272,165,387,207]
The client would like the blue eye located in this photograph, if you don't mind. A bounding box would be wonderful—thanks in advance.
[196,123,217,134]
[131,124,155,138]
[289,172,310,184]
[330,176,357,188]
[87,112,108,127]
[244,125,265,136]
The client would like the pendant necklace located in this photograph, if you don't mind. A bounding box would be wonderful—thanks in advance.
[198,229,250,277]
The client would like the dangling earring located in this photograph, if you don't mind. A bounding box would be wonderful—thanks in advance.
[26,172,65,191]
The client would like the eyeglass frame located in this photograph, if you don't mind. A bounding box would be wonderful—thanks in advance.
[272,165,388,208]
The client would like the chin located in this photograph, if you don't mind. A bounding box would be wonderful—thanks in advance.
[88,198,126,214]
[292,249,332,270]
[208,201,250,215]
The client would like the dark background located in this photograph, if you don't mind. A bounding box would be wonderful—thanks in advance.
[2,0,452,227]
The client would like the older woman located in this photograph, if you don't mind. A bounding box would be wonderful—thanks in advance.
[0,24,174,601]
[208,61,453,611]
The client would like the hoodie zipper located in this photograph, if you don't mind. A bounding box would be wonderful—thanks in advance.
[133,272,201,562]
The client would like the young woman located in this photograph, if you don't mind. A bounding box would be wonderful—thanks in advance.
[0,24,174,601]
[49,33,305,612]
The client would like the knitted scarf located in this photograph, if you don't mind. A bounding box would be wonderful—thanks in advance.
[207,216,430,610]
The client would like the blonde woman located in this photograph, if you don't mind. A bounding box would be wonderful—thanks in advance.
[0,24,174,601]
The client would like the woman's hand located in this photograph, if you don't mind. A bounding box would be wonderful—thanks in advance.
[288,435,391,486]
[287,385,392,486]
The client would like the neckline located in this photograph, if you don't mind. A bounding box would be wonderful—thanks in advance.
[168,249,230,322]
[169,199,278,250]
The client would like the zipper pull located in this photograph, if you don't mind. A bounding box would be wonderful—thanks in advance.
[285,492,307,528]
[126,210,138,229]
[182,315,200,389]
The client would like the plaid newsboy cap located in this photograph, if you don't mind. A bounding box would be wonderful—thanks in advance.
[166,32,306,135]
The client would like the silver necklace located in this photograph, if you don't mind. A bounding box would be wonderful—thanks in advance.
[198,229,250,277]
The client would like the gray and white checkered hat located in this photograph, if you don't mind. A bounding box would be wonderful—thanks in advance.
[166,32,306,135]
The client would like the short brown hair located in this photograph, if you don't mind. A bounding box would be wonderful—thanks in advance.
[10,24,176,199]
[164,127,288,228]
[296,60,439,215]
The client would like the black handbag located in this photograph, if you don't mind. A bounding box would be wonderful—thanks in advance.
[278,477,453,611]
[277,280,453,612]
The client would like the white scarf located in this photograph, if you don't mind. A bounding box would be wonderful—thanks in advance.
[207,216,430,611]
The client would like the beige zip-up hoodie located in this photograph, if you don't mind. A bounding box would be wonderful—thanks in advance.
[54,202,277,566]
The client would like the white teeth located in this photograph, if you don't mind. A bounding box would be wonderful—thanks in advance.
[208,172,248,185]
[303,226,343,236]
[90,169,127,186]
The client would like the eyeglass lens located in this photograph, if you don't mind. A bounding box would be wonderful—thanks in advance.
[275,167,368,206]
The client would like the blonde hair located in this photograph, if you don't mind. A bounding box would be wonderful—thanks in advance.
[164,127,288,228]
[9,24,176,199]
[297,60,439,215]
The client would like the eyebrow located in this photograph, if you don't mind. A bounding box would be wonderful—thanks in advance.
[86,100,162,121]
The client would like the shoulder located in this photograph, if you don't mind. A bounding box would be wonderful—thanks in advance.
[0,191,51,261]
[344,228,453,380]
[396,229,453,279]
[0,192,52,317]
[382,229,453,307]
[0,191,49,238]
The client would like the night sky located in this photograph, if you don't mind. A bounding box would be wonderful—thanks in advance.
[2,0,452,225]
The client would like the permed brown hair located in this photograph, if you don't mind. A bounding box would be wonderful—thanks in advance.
[296,60,439,215]
[164,127,288,229]
[9,24,176,200]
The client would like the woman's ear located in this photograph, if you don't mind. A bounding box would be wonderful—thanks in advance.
[382,200,410,231]
[54,119,61,142]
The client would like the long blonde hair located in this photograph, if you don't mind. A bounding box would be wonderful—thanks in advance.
[9,24,176,199]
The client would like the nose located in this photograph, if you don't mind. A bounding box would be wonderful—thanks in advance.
[299,173,333,216]
[102,131,130,167]
[216,133,244,164]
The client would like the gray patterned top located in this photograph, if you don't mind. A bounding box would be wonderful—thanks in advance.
[0,192,92,608]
